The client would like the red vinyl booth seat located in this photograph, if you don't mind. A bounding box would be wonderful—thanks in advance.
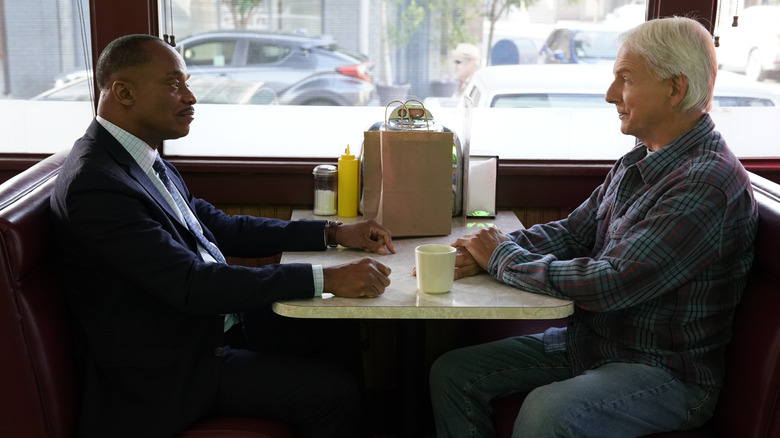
[0,149,293,438]
[492,172,780,438]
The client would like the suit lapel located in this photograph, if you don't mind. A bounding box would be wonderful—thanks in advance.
[135,163,184,225]
[90,121,184,224]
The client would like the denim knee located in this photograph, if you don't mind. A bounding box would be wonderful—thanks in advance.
[514,384,577,437]
[430,348,464,393]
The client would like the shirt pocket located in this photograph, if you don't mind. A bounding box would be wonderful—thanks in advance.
[608,214,630,241]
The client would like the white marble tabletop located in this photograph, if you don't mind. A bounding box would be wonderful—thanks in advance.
[273,211,573,320]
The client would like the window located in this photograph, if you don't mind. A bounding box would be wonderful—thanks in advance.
[0,0,94,154]
[183,40,238,66]
[2,0,779,162]
[573,29,622,60]
[162,0,658,159]
[159,0,780,160]
[247,42,290,65]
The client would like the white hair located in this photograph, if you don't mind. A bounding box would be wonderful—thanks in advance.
[619,16,717,113]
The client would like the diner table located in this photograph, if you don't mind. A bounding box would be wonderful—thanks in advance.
[274,210,573,437]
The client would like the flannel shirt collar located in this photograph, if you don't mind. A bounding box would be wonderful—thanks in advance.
[625,114,716,185]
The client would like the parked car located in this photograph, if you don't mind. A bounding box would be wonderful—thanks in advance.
[711,69,780,107]
[716,5,780,82]
[461,64,612,108]
[491,38,539,65]
[175,31,375,106]
[538,22,629,64]
[32,75,278,105]
[460,64,780,108]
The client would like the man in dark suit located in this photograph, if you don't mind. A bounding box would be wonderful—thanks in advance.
[50,34,394,438]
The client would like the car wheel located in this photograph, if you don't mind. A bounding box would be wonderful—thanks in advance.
[745,49,766,82]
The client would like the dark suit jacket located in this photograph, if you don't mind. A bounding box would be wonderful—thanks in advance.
[50,119,327,437]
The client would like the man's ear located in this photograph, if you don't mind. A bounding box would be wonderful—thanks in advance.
[110,81,135,106]
[669,75,688,107]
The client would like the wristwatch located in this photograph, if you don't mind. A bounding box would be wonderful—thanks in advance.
[325,220,343,248]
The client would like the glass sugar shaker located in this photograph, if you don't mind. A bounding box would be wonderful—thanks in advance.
[312,164,338,216]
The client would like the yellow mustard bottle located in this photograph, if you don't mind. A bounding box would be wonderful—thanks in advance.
[338,144,358,217]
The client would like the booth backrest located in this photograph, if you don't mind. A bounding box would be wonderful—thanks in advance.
[0,150,293,438]
[0,150,76,438]
[494,172,780,438]
[712,172,780,438]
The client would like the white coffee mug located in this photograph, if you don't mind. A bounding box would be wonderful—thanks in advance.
[415,244,457,294]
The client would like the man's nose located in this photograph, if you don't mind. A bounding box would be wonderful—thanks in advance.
[183,84,197,104]
[605,82,618,104]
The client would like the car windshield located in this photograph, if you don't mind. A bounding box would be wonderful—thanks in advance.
[573,30,621,60]
[183,41,238,66]
[712,96,775,107]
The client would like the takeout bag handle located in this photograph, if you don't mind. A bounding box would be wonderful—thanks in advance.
[383,99,431,131]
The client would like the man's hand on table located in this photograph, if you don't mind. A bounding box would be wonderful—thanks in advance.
[323,259,392,298]
[335,220,396,255]
[413,245,481,280]
[451,227,510,279]
[450,247,482,280]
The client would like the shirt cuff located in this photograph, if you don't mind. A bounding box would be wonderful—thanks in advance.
[488,241,524,278]
[312,264,324,297]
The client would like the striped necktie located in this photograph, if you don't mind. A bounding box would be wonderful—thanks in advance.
[153,157,227,264]
[153,158,239,332]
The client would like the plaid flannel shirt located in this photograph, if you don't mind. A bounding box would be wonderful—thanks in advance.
[489,114,758,386]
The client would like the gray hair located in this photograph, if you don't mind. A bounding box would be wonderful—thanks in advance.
[618,16,717,113]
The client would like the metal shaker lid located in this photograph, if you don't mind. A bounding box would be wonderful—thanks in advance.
[313,164,337,176]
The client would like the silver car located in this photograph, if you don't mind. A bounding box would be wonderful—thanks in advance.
[538,22,629,65]
[176,31,375,106]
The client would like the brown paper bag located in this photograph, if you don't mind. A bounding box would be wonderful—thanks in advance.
[362,105,454,236]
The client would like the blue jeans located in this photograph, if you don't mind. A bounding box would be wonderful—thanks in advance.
[429,334,720,438]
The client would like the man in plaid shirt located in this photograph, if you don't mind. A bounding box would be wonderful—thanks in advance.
[430,17,758,438]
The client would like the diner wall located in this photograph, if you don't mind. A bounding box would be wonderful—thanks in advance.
[174,158,780,206]
[176,158,614,209]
